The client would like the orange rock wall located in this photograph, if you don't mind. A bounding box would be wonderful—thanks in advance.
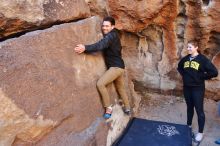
[0,0,219,146]
[107,0,220,98]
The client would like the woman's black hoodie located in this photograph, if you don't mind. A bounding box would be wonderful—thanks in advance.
[178,54,218,86]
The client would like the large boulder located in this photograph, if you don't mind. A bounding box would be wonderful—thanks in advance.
[0,16,110,146]
[0,0,90,39]
[0,1,219,145]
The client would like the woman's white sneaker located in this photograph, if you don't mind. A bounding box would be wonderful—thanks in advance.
[195,133,203,142]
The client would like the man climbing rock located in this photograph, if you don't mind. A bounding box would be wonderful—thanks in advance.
[74,16,131,119]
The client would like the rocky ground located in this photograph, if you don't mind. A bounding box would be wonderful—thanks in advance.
[136,93,220,146]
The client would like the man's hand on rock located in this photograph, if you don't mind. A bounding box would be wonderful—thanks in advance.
[74,44,85,54]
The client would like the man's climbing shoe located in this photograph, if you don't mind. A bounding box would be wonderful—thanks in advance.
[103,107,112,119]
[215,139,220,145]
[123,107,131,115]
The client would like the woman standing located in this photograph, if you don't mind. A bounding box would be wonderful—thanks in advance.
[177,40,218,143]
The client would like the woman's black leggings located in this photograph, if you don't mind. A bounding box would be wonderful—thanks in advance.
[183,86,205,133]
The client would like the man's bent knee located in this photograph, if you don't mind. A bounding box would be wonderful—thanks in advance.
[97,80,104,89]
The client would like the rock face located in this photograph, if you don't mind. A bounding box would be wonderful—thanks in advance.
[0,15,136,146]
[86,0,108,17]
[107,0,179,93]
[107,0,220,98]
[0,0,220,146]
[0,0,90,39]
[0,17,109,146]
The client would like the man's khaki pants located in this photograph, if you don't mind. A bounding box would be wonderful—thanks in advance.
[97,67,130,108]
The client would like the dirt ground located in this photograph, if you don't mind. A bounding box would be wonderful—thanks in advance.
[136,93,220,146]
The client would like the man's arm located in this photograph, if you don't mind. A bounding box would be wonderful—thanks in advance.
[74,31,116,54]
[84,32,116,53]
